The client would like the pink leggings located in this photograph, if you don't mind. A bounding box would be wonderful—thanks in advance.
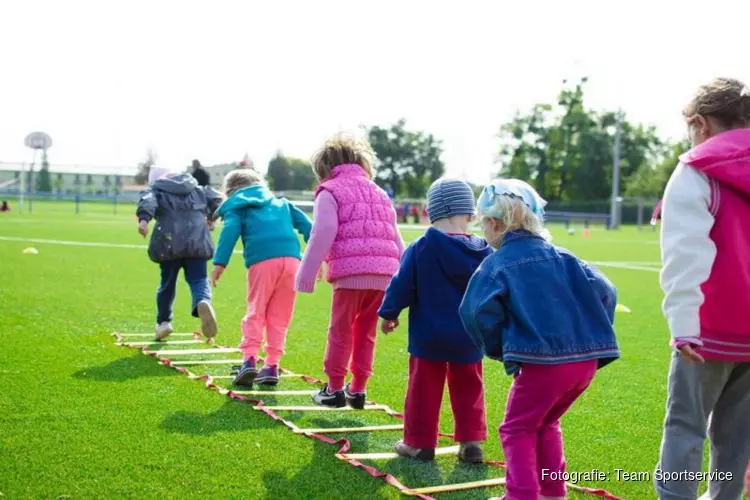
[500,360,598,500]
[323,288,384,393]
[240,257,299,366]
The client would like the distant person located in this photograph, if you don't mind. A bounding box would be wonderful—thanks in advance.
[191,159,211,187]
[656,77,750,500]
[211,169,312,387]
[137,166,223,341]
[384,184,394,200]
[460,178,619,500]
[0,200,10,212]
[379,178,492,464]
[296,133,404,408]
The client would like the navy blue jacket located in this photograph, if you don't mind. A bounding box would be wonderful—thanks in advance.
[378,228,493,364]
[459,230,619,375]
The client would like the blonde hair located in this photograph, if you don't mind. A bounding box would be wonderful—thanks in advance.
[311,132,375,181]
[684,77,750,130]
[479,195,551,242]
[222,169,263,196]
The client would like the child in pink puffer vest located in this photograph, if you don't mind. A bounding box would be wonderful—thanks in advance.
[296,133,404,408]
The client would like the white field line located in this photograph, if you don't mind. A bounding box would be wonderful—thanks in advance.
[2,235,662,272]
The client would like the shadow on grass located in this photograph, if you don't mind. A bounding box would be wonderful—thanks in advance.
[261,433,377,500]
[161,400,277,435]
[72,354,177,382]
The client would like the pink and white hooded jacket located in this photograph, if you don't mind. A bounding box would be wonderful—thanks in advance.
[660,128,750,361]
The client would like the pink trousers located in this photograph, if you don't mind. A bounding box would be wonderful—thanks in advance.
[240,257,299,366]
[500,360,598,500]
[323,288,384,393]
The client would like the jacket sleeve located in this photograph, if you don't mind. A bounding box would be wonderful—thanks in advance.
[213,210,242,267]
[378,242,418,320]
[580,260,617,324]
[296,192,338,293]
[459,262,506,360]
[204,187,224,220]
[136,188,158,222]
[289,201,313,243]
[660,163,716,341]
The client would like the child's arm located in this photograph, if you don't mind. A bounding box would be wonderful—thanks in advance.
[289,201,313,243]
[660,163,716,349]
[212,211,242,270]
[295,191,338,293]
[378,242,419,330]
[136,188,157,222]
[459,263,506,360]
[580,261,617,323]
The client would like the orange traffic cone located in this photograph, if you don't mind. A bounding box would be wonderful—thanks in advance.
[583,228,590,238]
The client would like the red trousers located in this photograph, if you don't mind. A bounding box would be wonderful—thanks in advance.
[323,288,384,393]
[403,355,487,449]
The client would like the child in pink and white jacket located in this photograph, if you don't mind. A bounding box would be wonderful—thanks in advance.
[656,77,750,500]
[296,133,404,408]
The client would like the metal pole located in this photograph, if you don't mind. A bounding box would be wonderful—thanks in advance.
[609,110,622,229]
[19,162,25,211]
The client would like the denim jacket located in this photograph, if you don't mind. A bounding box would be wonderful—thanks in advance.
[459,230,619,375]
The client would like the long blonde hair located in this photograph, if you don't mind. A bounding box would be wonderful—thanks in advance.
[310,133,375,181]
[479,195,551,243]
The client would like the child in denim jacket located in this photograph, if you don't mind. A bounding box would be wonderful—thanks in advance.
[459,179,619,500]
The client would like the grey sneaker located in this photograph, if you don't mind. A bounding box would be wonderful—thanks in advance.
[155,322,174,341]
[196,300,217,338]
[394,440,435,461]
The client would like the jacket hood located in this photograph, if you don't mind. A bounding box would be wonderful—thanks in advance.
[681,128,750,196]
[152,173,198,195]
[424,227,490,289]
[217,184,274,217]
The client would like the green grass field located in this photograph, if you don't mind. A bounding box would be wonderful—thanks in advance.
[1,200,670,499]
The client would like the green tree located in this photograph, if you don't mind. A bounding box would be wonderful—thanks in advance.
[265,152,315,191]
[36,150,53,192]
[497,78,666,202]
[103,175,111,195]
[366,119,445,198]
[86,174,95,194]
[73,174,82,194]
[625,139,691,198]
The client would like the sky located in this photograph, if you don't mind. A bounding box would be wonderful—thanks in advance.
[1,0,749,183]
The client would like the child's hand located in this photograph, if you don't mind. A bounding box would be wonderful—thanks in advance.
[678,344,705,364]
[381,318,399,334]
[211,265,225,287]
[138,220,149,238]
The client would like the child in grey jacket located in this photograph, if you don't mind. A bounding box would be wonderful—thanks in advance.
[137,167,223,340]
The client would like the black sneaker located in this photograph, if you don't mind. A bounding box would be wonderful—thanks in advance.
[232,358,257,387]
[311,385,346,408]
[344,385,366,410]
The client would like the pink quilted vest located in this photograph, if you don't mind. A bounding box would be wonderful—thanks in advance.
[315,164,401,282]
[681,128,750,362]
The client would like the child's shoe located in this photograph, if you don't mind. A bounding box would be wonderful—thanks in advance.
[255,365,279,386]
[155,322,174,341]
[458,442,484,463]
[344,385,366,410]
[233,358,258,387]
[312,384,346,408]
[394,440,435,461]
[196,300,218,338]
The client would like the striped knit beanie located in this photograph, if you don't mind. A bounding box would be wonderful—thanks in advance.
[426,178,476,223]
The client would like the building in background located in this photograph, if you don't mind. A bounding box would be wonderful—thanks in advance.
[0,162,136,195]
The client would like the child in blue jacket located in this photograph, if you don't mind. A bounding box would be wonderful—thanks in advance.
[379,178,492,463]
[459,179,619,500]
[211,169,312,387]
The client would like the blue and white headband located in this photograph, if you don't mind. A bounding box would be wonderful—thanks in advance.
[477,179,547,220]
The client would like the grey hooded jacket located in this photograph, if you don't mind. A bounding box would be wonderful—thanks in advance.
[136,173,223,263]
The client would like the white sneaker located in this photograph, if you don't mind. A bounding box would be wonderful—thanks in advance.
[155,322,174,340]
[196,301,218,338]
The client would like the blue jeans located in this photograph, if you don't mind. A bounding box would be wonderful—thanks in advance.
[156,259,211,323]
